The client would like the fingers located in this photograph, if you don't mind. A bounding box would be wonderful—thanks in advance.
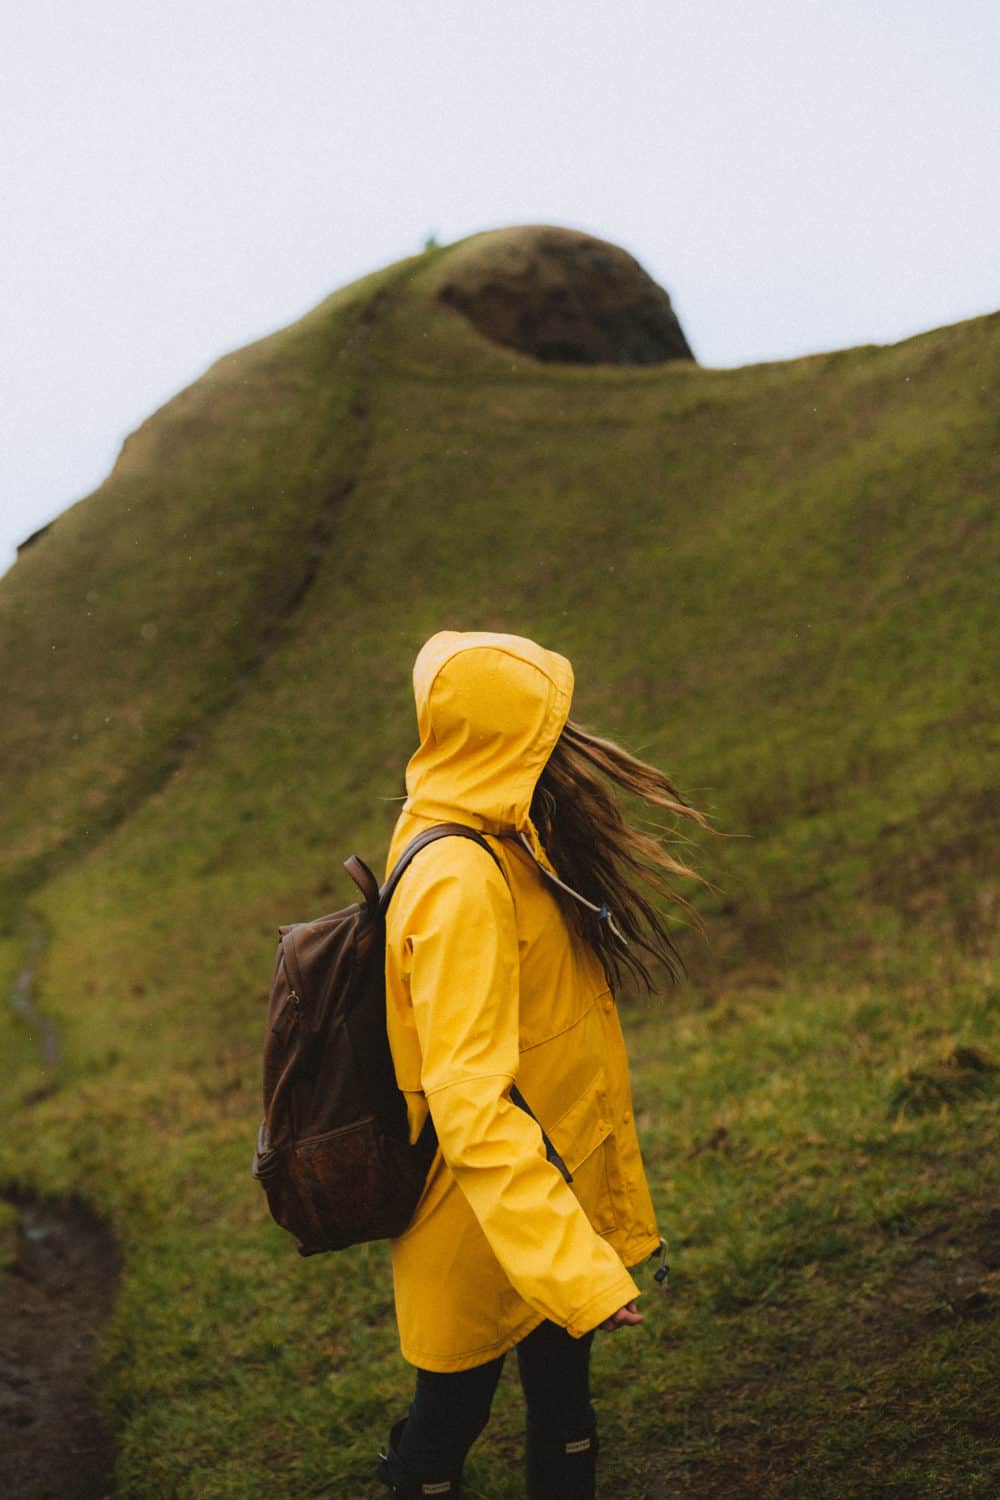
[597,1300,645,1332]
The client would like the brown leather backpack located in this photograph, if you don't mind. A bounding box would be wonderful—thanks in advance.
[252,824,512,1255]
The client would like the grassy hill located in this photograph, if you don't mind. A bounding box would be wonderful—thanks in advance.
[1,231,997,1497]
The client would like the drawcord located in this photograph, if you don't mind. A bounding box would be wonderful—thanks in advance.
[517,829,666,1286]
[517,832,629,946]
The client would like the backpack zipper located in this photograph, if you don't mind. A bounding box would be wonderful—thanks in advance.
[271,987,301,1041]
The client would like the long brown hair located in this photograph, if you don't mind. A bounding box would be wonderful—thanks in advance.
[530,719,713,992]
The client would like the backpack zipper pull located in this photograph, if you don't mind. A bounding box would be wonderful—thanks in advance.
[271,988,301,1040]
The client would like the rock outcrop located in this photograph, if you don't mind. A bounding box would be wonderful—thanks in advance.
[436,225,694,365]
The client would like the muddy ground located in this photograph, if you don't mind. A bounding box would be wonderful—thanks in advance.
[0,1192,120,1500]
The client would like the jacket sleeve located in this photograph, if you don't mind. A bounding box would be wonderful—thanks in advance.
[387,837,640,1338]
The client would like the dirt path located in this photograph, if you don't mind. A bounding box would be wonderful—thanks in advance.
[0,1193,121,1499]
[3,925,121,1499]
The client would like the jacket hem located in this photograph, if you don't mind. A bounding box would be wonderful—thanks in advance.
[396,1240,662,1366]
[400,1307,548,1373]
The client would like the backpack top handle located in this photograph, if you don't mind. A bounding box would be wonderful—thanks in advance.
[343,854,380,918]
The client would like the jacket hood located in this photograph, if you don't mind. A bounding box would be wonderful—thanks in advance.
[404,631,574,834]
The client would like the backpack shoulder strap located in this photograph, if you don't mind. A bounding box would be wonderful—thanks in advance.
[379,825,572,1185]
[379,822,506,914]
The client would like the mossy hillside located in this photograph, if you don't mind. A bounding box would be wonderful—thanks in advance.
[0,234,997,1495]
[0,258,415,907]
[3,240,995,959]
[364,284,999,966]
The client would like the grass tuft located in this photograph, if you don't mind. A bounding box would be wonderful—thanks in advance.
[889,1046,998,1119]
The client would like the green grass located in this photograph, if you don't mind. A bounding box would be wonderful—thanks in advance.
[0,231,998,1495]
[5,942,996,1496]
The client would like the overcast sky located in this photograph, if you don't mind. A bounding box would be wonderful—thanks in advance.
[2,0,998,571]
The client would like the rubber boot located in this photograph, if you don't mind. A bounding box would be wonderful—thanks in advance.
[525,1410,599,1499]
[377,1418,464,1497]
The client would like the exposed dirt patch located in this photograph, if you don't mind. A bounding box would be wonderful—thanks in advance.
[646,1205,1000,1499]
[878,1205,1000,1330]
[435,224,695,365]
[0,1192,121,1500]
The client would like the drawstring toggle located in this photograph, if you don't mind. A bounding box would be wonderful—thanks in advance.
[652,1236,670,1288]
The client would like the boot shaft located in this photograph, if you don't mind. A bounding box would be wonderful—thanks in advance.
[525,1413,599,1500]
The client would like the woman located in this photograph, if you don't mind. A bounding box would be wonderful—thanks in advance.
[378,630,709,1499]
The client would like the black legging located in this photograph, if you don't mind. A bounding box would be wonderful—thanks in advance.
[397,1318,596,1474]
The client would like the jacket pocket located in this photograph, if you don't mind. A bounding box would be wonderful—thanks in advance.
[550,1071,617,1235]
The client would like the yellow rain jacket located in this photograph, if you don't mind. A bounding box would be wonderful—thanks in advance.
[384,631,661,1372]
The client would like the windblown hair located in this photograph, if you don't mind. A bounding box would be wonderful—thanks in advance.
[530,719,713,993]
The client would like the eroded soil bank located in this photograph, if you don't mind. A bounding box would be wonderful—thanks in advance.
[1,1192,121,1500]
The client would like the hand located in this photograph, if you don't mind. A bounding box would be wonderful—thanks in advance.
[596,1299,643,1332]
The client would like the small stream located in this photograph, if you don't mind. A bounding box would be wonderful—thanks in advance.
[9,916,59,1074]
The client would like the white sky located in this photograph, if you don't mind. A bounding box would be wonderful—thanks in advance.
[2,0,998,571]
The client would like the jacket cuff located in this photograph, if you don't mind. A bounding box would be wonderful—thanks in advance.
[565,1270,640,1339]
